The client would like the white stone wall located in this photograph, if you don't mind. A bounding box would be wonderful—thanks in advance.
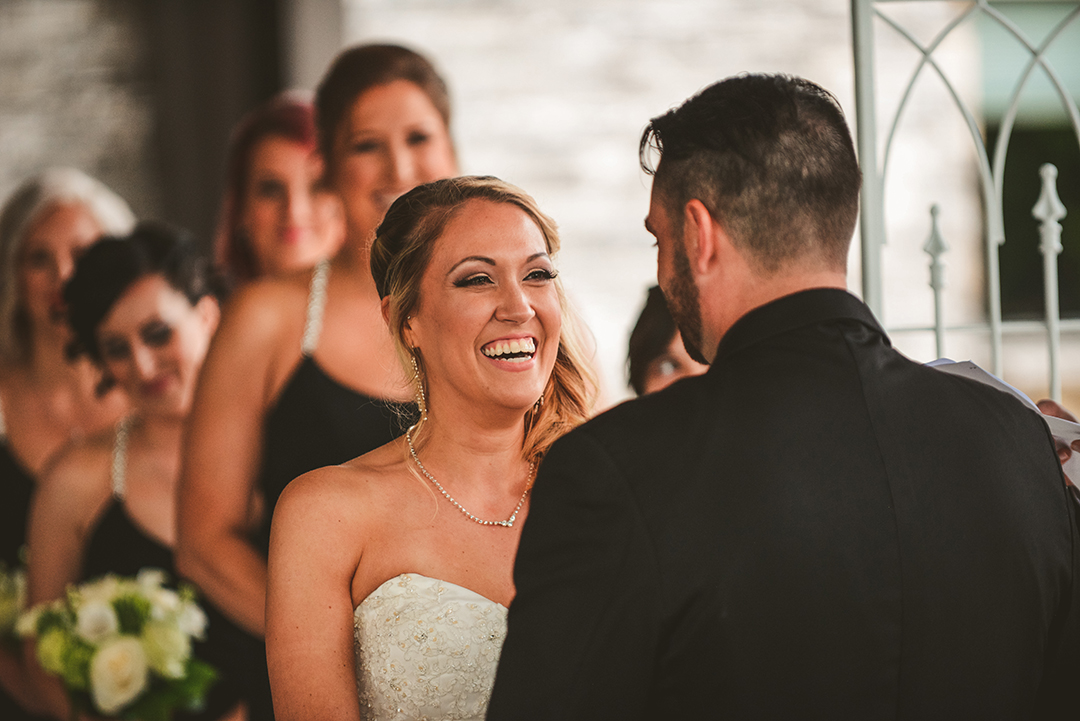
[0,0,161,220]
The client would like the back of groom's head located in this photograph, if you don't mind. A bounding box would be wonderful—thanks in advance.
[640,74,862,274]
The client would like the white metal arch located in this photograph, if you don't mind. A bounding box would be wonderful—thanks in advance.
[852,0,1080,398]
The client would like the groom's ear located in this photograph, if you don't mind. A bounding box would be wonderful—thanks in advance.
[683,199,720,276]
[685,199,745,283]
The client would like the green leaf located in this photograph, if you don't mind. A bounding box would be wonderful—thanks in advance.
[67,689,93,719]
[35,607,72,636]
[60,638,94,690]
[176,659,218,705]
[177,583,200,605]
[113,594,152,635]
[122,690,174,721]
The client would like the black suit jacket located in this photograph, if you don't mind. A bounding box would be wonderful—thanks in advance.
[488,289,1079,720]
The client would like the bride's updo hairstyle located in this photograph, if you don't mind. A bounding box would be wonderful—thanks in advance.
[371,175,596,465]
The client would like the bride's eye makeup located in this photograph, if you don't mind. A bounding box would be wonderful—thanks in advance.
[524,268,557,282]
[453,273,494,288]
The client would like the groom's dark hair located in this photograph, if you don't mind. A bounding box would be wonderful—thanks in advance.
[640,73,861,272]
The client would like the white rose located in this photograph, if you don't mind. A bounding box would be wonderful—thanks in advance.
[90,637,148,714]
[15,605,40,637]
[76,600,119,643]
[79,576,119,605]
[136,568,167,591]
[177,601,207,639]
[148,587,181,621]
[142,620,190,679]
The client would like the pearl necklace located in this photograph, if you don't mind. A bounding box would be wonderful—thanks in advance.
[405,425,534,528]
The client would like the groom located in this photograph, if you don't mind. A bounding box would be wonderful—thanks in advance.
[488,74,1079,718]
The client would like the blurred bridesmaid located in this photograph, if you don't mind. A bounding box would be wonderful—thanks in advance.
[214,93,344,285]
[627,286,708,396]
[0,169,133,720]
[24,224,243,721]
[177,44,459,720]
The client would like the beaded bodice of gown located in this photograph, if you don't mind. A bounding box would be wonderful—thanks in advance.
[353,573,508,721]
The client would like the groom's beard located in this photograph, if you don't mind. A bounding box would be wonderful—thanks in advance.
[665,239,708,366]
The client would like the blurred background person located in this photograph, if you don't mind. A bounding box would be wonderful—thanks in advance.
[177,44,459,720]
[627,285,708,396]
[24,225,243,721]
[0,168,133,720]
[214,93,345,286]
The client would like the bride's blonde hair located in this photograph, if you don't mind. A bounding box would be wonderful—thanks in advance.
[370,175,596,465]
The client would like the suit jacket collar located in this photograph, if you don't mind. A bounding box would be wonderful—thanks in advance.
[712,288,887,365]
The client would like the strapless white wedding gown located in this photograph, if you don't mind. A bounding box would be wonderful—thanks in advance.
[353,573,508,721]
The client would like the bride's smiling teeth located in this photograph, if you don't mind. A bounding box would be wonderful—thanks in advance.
[482,337,536,362]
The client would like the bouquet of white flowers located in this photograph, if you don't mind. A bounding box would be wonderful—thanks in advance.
[0,558,26,650]
[17,568,217,721]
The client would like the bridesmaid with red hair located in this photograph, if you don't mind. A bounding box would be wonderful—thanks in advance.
[214,93,344,285]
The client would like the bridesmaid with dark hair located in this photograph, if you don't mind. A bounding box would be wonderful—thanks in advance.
[23,224,243,720]
[214,93,344,285]
[176,44,459,719]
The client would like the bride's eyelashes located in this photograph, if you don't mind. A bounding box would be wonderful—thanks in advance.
[451,267,558,289]
[454,273,494,288]
[525,268,557,283]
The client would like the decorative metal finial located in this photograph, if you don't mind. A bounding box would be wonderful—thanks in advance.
[1033,163,1066,257]
[1034,163,1066,401]
[923,204,948,291]
[923,204,948,359]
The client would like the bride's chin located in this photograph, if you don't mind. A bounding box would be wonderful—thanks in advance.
[469,393,544,419]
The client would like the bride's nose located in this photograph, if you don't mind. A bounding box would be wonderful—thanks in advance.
[495,282,535,324]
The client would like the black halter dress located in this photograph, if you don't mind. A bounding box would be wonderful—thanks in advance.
[80,419,242,720]
[236,261,413,720]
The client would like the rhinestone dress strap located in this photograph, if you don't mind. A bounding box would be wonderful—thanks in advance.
[110,416,132,500]
[300,258,330,357]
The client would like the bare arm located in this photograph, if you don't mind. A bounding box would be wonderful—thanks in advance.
[266,469,364,721]
[24,443,112,720]
[176,283,303,637]
[0,648,49,716]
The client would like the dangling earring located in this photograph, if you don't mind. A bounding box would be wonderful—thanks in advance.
[533,392,544,414]
[410,350,428,422]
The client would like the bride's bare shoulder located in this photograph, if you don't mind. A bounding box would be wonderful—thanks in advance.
[273,440,408,527]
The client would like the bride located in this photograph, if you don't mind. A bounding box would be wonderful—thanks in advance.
[265,175,596,720]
